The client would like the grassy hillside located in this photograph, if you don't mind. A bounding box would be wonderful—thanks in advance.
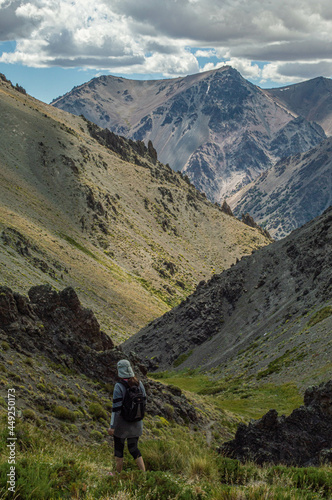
[0,76,270,342]
[0,372,331,499]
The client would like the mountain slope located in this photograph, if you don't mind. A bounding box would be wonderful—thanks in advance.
[228,137,332,239]
[52,67,326,202]
[266,77,332,136]
[0,75,271,341]
[123,206,332,388]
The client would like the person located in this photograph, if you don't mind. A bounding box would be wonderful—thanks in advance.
[108,359,146,473]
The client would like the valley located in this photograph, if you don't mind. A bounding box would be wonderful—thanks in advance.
[0,74,270,341]
[0,70,331,499]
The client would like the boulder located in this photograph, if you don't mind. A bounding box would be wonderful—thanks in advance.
[220,380,332,466]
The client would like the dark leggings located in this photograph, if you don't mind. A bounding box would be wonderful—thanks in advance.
[114,436,141,460]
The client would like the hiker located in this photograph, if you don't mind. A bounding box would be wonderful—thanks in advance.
[108,359,147,473]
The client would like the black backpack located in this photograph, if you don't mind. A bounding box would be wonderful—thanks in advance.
[119,380,146,422]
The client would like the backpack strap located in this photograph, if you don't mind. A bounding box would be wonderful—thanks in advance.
[118,379,129,389]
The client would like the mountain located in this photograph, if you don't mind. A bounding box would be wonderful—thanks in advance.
[228,137,332,239]
[266,76,332,136]
[51,67,326,203]
[123,206,332,388]
[0,74,271,341]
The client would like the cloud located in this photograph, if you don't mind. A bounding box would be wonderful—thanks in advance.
[262,60,332,83]
[0,0,40,40]
[195,49,217,58]
[0,0,332,83]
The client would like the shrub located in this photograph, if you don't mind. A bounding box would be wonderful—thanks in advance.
[69,394,80,404]
[53,405,77,422]
[22,409,36,421]
[1,342,10,351]
[90,430,103,442]
[307,306,332,328]
[163,403,175,420]
[88,402,108,421]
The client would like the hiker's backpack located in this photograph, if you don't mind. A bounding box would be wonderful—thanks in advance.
[119,380,146,422]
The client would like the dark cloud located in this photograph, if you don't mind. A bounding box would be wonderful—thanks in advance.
[45,31,132,58]
[46,55,145,68]
[0,0,38,40]
[233,40,332,62]
[278,61,332,78]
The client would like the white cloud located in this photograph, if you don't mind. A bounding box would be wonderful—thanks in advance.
[0,0,332,83]
[195,49,217,58]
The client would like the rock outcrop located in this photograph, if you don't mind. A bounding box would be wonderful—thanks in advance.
[220,380,332,466]
[0,284,198,425]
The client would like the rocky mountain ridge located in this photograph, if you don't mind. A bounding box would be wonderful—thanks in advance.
[0,74,270,341]
[266,76,332,136]
[52,67,326,203]
[228,136,332,239]
[123,206,332,388]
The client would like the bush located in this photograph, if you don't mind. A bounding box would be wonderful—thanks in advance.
[88,402,108,421]
[163,403,175,420]
[90,430,103,442]
[22,409,36,421]
[53,406,77,422]
[307,306,332,327]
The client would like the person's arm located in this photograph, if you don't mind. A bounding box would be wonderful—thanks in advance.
[140,381,147,404]
[108,383,123,434]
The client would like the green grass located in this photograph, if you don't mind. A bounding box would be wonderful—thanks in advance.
[0,415,330,499]
[307,306,332,328]
[150,370,302,420]
[213,382,303,420]
[173,350,193,367]
[256,348,297,380]
[60,233,99,261]
[149,369,212,393]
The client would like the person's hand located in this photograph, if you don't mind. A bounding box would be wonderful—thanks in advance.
[108,428,115,436]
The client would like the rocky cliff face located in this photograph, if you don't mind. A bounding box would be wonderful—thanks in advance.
[266,76,332,136]
[221,380,332,466]
[229,137,332,239]
[123,207,332,385]
[52,68,326,202]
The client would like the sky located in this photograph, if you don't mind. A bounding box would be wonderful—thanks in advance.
[1,0,332,104]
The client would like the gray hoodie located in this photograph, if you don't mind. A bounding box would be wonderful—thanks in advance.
[110,380,146,438]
